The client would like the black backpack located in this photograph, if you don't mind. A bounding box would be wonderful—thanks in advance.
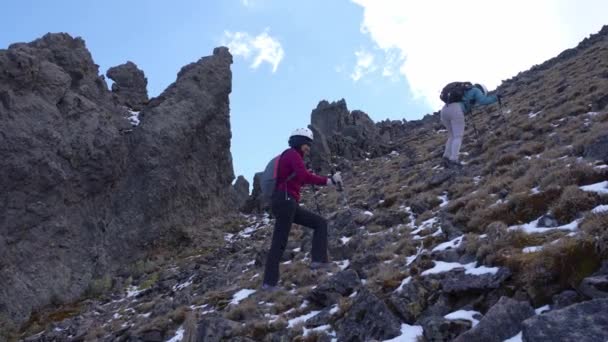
[440,82,473,104]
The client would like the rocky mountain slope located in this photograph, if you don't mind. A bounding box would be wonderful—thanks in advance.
[4,25,608,342]
[0,34,241,337]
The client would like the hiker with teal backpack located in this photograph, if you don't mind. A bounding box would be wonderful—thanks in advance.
[439,82,501,168]
[260,128,343,291]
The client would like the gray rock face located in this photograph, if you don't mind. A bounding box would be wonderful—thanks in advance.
[584,135,608,163]
[454,296,535,342]
[335,288,402,341]
[579,264,608,299]
[0,33,236,327]
[242,172,264,213]
[232,175,250,210]
[196,314,240,342]
[441,268,512,294]
[390,279,439,323]
[309,99,387,172]
[421,316,472,342]
[308,269,360,306]
[522,299,608,342]
[106,61,149,111]
[552,290,581,309]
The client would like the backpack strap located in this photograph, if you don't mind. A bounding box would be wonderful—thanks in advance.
[275,149,297,189]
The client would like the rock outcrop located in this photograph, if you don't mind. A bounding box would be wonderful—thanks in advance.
[309,99,387,172]
[0,33,236,328]
[106,61,149,111]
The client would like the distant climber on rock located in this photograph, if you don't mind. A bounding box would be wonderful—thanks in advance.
[439,82,500,168]
[261,128,343,291]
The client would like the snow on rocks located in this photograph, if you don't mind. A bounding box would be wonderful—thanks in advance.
[126,285,143,298]
[288,310,322,328]
[508,216,580,234]
[503,331,523,342]
[383,324,424,342]
[444,309,482,327]
[432,235,464,252]
[337,260,350,270]
[230,289,256,305]
[127,110,140,126]
[523,246,543,253]
[166,326,185,342]
[580,181,608,194]
[395,276,412,293]
[438,193,449,207]
[534,305,551,315]
[592,204,608,214]
[421,261,499,276]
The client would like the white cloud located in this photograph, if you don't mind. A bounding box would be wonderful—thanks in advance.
[351,0,608,109]
[351,48,377,81]
[222,30,285,72]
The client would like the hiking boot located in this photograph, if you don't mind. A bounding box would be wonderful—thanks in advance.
[441,157,451,168]
[310,262,334,271]
[447,160,463,169]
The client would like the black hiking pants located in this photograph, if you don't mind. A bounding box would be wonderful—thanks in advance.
[262,191,328,286]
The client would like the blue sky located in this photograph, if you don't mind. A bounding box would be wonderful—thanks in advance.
[2,0,607,188]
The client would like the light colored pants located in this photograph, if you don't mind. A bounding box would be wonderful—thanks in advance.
[440,103,465,162]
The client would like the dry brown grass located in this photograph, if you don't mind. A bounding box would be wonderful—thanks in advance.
[580,212,608,257]
[368,264,408,292]
[539,163,605,188]
[468,188,562,230]
[495,237,601,304]
[225,300,260,321]
[281,262,317,287]
[550,185,599,224]
[241,318,287,341]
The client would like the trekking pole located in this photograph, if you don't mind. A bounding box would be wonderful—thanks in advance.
[468,110,482,145]
[331,168,351,214]
[311,185,322,215]
[497,98,510,138]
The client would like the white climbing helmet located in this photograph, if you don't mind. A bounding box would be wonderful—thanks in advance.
[475,83,489,95]
[290,128,314,141]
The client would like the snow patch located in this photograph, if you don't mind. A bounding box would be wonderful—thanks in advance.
[363,211,374,216]
[166,326,185,342]
[395,276,412,292]
[592,204,608,214]
[126,286,143,298]
[173,276,194,291]
[383,324,424,342]
[127,110,140,126]
[337,260,350,270]
[508,217,580,234]
[535,305,551,315]
[288,310,321,328]
[432,236,463,252]
[528,110,542,118]
[438,193,449,207]
[422,261,499,276]
[230,289,256,305]
[580,181,608,194]
[340,236,352,244]
[523,246,543,253]
[503,332,523,342]
[444,310,481,326]
[303,324,333,337]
